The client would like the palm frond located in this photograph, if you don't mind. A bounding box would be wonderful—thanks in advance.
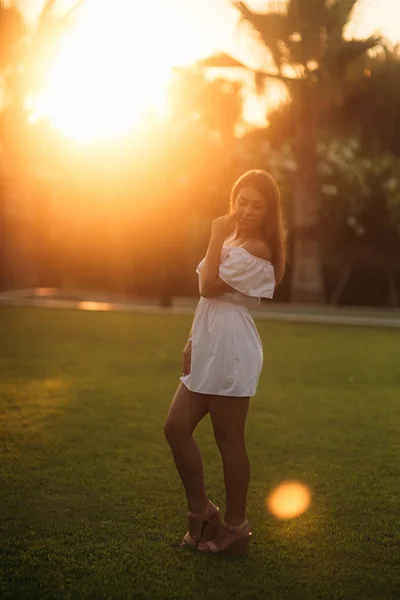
[286,1,334,66]
[254,70,268,95]
[194,52,300,85]
[287,0,327,31]
[234,2,289,71]
[325,0,359,38]
[323,35,382,76]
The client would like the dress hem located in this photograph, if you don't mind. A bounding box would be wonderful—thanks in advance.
[180,378,255,398]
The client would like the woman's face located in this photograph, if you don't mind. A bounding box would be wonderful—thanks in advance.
[233,186,267,232]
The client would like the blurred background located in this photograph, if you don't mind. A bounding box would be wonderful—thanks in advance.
[1,0,399,307]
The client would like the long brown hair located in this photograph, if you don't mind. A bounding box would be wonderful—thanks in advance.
[229,169,288,285]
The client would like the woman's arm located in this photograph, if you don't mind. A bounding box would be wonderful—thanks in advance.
[199,215,237,298]
[182,335,192,375]
[199,236,234,298]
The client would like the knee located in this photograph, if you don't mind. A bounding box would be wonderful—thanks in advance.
[214,433,246,454]
[163,419,175,444]
[163,419,188,445]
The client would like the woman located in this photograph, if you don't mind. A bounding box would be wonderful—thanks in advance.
[164,169,287,555]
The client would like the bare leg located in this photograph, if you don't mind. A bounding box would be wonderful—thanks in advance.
[209,395,250,525]
[219,441,250,525]
[196,395,252,551]
[164,383,209,513]
[168,436,209,513]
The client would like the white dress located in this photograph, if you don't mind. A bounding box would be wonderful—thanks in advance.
[180,245,275,397]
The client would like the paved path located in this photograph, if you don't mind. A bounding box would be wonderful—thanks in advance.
[1,288,400,329]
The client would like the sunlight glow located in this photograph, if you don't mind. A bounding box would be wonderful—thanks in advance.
[266,481,311,520]
[77,302,112,311]
[36,288,57,297]
[26,0,400,141]
[29,0,205,142]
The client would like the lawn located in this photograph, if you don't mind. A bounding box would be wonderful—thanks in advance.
[0,306,399,600]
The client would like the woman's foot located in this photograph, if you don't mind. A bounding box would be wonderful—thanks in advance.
[180,500,220,548]
[197,518,252,555]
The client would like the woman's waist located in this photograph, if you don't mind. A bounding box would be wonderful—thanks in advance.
[194,297,262,345]
[198,295,254,312]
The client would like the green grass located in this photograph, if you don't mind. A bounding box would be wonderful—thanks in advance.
[0,306,399,600]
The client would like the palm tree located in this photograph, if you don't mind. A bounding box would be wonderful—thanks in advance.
[334,45,400,157]
[0,0,83,291]
[160,69,243,306]
[197,0,380,303]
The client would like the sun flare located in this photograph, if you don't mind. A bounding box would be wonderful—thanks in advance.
[29,1,201,142]
[266,481,312,520]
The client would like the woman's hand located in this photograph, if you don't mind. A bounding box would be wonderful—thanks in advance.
[182,340,192,376]
[211,214,236,240]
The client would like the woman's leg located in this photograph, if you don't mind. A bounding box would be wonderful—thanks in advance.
[208,395,250,526]
[164,383,210,514]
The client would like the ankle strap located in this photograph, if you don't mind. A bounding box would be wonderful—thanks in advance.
[188,501,218,519]
[223,519,248,532]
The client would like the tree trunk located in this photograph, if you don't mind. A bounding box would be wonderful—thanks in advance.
[330,262,352,305]
[290,86,325,303]
[0,212,6,291]
[386,268,398,308]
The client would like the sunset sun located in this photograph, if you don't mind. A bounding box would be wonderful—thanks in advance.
[30,1,201,142]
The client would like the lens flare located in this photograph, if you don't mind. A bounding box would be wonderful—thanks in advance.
[77,302,112,311]
[266,481,311,520]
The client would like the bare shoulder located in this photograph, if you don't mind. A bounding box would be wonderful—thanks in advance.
[241,239,272,262]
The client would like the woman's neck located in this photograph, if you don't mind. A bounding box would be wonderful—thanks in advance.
[231,226,264,242]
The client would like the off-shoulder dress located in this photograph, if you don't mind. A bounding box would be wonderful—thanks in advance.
[180,245,275,397]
